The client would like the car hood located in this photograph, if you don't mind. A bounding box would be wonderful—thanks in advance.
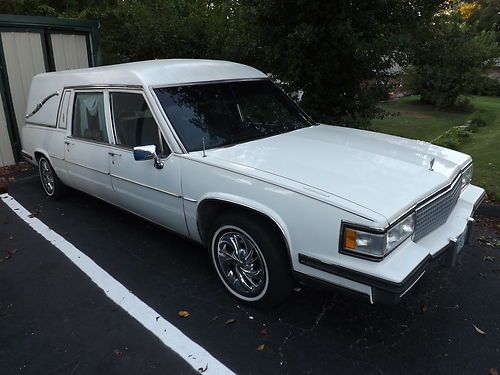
[205,125,470,223]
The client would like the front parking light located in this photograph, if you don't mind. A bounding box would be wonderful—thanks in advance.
[342,214,415,260]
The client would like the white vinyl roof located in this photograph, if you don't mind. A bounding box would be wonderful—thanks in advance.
[33,59,266,88]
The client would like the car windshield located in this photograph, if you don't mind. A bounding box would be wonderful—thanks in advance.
[154,79,313,152]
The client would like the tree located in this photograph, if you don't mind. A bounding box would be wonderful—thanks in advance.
[405,16,499,107]
[237,1,444,126]
[466,0,500,42]
[1,0,457,125]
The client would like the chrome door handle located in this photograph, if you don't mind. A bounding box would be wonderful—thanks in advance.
[64,141,74,145]
[108,152,122,157]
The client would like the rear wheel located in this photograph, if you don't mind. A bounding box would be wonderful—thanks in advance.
[209,213,293,307]
[38,156,65,199]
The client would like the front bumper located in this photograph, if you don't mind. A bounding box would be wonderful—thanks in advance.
[296,184,485,304]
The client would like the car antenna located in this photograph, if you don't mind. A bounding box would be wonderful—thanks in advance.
[202,137,207,157]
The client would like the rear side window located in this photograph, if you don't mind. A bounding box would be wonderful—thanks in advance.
[110,92,169,156]
[72,92,108,142]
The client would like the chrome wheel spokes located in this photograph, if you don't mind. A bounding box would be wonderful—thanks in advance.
[216,231,266,296]
[40,159,54,194]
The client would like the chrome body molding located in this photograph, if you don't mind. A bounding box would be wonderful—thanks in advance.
[49,154,64,161]
[110,174,182,198]
[183,197,197,203]
[65,159,110,175]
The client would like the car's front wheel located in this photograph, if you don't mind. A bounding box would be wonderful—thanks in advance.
[209,213,293,307]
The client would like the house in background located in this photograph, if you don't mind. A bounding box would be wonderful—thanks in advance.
[0,14,100,167]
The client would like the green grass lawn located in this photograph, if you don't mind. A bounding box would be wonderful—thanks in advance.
[373,96,500,201]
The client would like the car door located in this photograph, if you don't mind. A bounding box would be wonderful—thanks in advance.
[108,90,188,236]
[64,90,116,204]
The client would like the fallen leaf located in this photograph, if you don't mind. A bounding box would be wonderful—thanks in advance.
[489,368,498,375]
[211,315,219,321]
[473,323,486,335]
[420,304,428,313]
[178,310,190,318]
[198,364,208,373]
[484,256,495,262]
[112,349,123,356]
[479,272,487,278]
[256,344,266,351]
[260,328,268,336]
[225,318,236,325]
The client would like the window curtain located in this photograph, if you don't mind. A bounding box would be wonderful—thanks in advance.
[78,94,107,141]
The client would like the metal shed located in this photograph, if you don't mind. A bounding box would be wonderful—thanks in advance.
[0,14,100,167]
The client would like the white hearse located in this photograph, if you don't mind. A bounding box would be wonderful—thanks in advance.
[21,59,485,306]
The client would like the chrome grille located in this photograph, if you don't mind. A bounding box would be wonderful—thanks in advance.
[413,176,462,241]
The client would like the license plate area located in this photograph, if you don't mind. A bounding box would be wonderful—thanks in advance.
[456,230,466,254]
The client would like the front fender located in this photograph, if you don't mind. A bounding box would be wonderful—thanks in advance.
[195,192,292,247]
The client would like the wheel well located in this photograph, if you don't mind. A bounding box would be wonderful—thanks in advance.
[197,199,292,267]
[34,151,45,163]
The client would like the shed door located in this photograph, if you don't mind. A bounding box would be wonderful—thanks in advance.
[50,33,90,71]
[1,31,46,143]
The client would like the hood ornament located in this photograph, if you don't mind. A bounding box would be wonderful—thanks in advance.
[429,157,435,171]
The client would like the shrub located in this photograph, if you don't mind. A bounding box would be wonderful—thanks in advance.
[470,76,500,97]
[433,127,472,149]
[405,19,499,108]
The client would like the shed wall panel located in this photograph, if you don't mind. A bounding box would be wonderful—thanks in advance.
[0,93,15,166]
[1,31,46,143]
[51,33,89,71]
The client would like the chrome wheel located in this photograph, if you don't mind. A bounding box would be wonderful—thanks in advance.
[213,226,268,300]
[39,158,55,195]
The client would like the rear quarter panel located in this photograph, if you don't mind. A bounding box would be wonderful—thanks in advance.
[22,125,69,184]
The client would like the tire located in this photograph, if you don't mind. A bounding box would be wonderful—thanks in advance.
[38,156,65,199]
[209,212,294,307]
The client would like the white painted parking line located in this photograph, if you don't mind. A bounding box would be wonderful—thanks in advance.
[1,193,234,375]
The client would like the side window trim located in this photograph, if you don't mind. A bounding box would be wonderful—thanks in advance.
[70,90,110,144]
[57,90,72,129]
[108,89,171,157]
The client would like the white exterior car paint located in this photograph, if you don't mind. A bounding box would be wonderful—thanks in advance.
[21,59,485,304]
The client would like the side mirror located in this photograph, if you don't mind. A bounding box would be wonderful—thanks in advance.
[133,145,164,169]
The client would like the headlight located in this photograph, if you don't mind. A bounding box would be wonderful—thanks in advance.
[342,214,415,259]
[461,163,473,190]
[386,214,415,252]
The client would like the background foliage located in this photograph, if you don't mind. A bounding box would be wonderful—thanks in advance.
[405,19,499,107]
[1,0,499,125]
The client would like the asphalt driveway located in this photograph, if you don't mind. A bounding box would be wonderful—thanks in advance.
[1,175,499,374]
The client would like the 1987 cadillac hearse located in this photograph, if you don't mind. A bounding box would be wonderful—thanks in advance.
[21,59,485,306]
